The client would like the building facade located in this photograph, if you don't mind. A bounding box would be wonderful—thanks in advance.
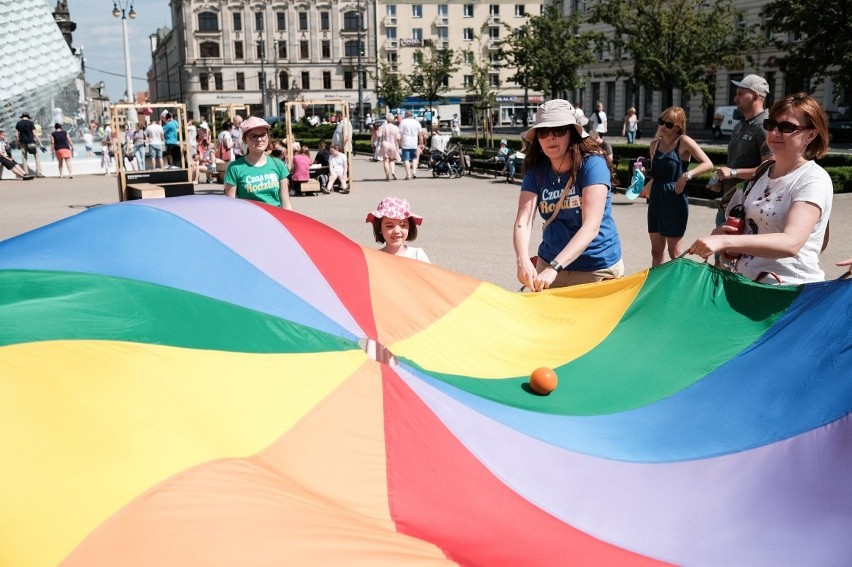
[377,0,545,126]
[159,0,379,123]
[559,0,844,133]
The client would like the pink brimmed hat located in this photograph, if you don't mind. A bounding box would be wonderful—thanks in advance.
[241,116,271,134]
[365,197,423,225]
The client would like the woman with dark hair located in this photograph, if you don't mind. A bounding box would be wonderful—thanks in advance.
[689,92,833,284]
[50,123,74,179]
[513,99,624,291]
[641,106,713,266]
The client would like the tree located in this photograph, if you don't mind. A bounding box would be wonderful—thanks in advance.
[406,45,461,125]
[373,61,410,115]
[762,0,851,100]
[591,0,765,108]
[463,25,500,148]
[500,5,602,100]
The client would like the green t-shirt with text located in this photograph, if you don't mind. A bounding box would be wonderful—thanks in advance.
[224,156,289,207]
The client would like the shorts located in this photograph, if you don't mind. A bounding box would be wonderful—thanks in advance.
[0,153,17,170]
[401,147,417,162]
[148,144,164,158]
[84,145,93,152]
[56,148,72,159]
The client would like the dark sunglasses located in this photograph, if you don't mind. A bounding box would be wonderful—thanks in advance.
[657,118,675,129]
[763,118,812,134]
[535,125,570,139]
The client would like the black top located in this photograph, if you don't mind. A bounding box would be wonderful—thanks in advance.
[51,130,72,151]
[313,148,330,167]
[15,119,37,144]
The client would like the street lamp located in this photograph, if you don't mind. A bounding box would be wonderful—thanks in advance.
[356,0,364,132]
[258,33,267,117]
[112,0,137,126]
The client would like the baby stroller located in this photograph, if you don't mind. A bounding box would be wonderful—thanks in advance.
[431,143,466,178]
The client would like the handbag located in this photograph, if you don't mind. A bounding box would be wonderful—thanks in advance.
[215,136,231,161]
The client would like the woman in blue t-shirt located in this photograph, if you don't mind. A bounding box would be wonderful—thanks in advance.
[513,99,624,291]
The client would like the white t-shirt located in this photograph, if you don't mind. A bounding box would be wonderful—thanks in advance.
[590,111,607,134]
[329,152,347,174]
[728,160,833,284]
[145,123,164,146]
[401,246,430,263]
[399,118,422,149]
[430,133,450,153]
[83,132,94,147]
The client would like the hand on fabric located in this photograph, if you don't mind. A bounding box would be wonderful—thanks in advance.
[688,235,727,260]
[533,267,558,292]
[516,257,537,291]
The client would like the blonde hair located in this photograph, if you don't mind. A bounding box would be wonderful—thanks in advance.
[659,106,686,135]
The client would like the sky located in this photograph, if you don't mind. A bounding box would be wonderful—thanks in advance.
[66,0,172,101]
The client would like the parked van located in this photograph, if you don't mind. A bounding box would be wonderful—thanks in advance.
[711,106,743,139]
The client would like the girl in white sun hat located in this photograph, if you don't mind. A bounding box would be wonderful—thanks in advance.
[366,196,430,263]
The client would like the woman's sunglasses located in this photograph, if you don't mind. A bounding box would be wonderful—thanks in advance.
[535,126,570,139]
[763,119,812,134]
[657,118,675,129]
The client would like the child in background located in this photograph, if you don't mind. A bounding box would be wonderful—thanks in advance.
[365,197,430,263]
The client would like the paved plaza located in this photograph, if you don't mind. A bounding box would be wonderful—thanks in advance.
[1,153,849,290]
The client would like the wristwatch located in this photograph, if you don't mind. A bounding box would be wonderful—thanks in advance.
[730,168,739,179]
[549,259,563,272]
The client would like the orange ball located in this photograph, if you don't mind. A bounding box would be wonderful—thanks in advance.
[529,367,558,395]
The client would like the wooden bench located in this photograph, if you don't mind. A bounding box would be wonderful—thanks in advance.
[126,181,195,200]
[126,183,166,199]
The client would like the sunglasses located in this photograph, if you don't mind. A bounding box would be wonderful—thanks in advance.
[657,118,675,129]
[535,125,570,139]
[763,119,812,134]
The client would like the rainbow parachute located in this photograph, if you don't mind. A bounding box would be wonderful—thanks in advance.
[1,196,850,566]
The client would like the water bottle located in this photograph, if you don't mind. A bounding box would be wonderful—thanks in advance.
[719,217,743,270]
[707,173,720,192]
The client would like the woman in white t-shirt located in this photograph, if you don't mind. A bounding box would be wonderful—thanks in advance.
[689,93,833,285]
[589,101,608,136]
[365,196,430,263]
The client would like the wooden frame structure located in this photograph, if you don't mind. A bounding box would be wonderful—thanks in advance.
[110,102,194,202]
[284,99,353,192]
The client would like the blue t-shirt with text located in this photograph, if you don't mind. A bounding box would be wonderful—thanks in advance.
[521,154,621,271]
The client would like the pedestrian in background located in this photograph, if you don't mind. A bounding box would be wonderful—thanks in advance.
[50,123,74,179]
[15,113,45,178]
[622,107,639,144]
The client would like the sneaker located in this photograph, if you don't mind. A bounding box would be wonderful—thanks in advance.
[340,187,350,194]
[22,175,35,181]
[321,187,332,194]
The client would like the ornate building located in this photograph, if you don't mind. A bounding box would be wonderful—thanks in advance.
[376,0,545,126]
[155,0,380,123]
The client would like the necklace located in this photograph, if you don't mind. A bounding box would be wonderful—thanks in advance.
[549,153,569,185]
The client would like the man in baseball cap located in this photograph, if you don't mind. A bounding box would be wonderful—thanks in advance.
[712,73,772,231]
[731,74,770,98]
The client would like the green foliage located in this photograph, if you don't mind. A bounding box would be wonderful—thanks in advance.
[407,46,462,109]
[591,0,766,107]
[500,5,602,99]
[373,62,410,112]
[762,0,852,99]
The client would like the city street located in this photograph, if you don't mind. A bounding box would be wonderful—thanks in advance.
[1,153,849,290]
